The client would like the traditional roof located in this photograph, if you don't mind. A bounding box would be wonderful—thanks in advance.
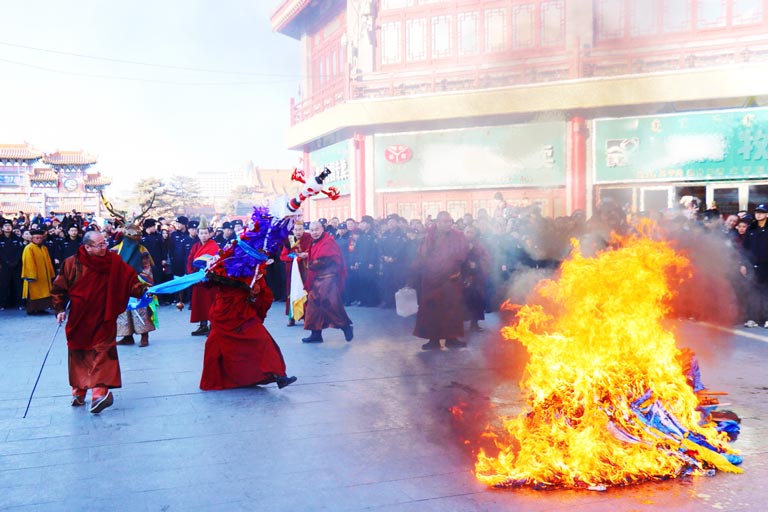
[43,150,97,168]
[0,202,41,214]
[0,143,44,162]
[84,175,111,186]
[29,169,58,182]
[28,168,58,187]
[270,0,311,39]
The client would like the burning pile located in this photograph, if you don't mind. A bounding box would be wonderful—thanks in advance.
[475,229,742,489]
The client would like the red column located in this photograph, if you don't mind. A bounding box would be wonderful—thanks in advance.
[354,133,366,219]
[569,117,588,213]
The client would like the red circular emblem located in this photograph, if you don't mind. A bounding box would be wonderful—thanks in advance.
[384,144,412,164]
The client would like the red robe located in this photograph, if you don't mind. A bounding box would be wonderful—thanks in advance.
[303,232,351,331]
[51,247,145,389]
[413,227,469,340]
[187,238,220,322]
[279,232,312,315]
[200,281,289,390]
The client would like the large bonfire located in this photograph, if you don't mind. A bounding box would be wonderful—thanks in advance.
[474,226,742,489]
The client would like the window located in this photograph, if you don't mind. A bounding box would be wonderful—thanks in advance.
[382,0,413,10]
[697,0,726,28]
[423,201,441,220]
[512,4,535,48]
[630,0,657,36]
[406,18,427,61]
[432,15,453,58]
[485,8,507,52]
[662,0,692,32]
[540,0,565,47]
[381,22,402,64]
[597,0,624,40]
[458,12,479,56]
[733,0,763,25]
[447,200,466,220]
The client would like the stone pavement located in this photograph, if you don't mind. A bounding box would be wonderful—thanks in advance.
[1,303,768,511]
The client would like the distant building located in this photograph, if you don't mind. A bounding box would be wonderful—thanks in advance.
[0,143,110,216]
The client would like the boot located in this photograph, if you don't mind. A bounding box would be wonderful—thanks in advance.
[302,330,323,343]
[139,333,149,347]
[445,338,467,349]
[276,375,298,389]
[341,324,353,342]
[421,339,441,350]
[116,335,135,345]
[191,321,209,336]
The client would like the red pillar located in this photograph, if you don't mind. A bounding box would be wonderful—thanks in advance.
[353,133,366,219]
[569,117,588,213]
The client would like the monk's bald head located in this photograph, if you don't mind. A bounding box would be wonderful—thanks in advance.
[436,211,453,232]
[309,220,324,240]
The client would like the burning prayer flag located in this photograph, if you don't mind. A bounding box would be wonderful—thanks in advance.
[474,226,742,489]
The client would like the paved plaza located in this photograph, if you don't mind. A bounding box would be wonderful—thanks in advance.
[1,302,767,511]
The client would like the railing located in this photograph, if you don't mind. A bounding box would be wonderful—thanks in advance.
[289,34,768,126]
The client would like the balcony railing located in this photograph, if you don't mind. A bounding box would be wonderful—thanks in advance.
[289,34,768,126]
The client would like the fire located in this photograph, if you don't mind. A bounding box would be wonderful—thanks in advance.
[475,228,742,489]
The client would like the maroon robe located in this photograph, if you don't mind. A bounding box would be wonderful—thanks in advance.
[200,281,289,390]
[303,232,351,331]
[51,247,145,390]
[187,239,220,323]
[413,226,469,340]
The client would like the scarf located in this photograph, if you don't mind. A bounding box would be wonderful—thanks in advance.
[306,232,346,289]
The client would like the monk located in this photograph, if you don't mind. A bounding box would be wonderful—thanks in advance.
[187,226,220,336]
[21,229,55,315]
[413,211,469,350]
[199,267,297,390]
[279,222,312,326]
[51,231,147,413]
[301,220,353,343]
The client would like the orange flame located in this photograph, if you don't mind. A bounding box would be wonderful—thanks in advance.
[475,226,741,489]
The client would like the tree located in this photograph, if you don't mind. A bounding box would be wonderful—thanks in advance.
[165,174,202,216]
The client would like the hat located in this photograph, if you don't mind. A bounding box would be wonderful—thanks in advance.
[318,218,327,225]
[232,219,244,227]
[188,220,200,229]
[176,215,189,225]
[737,217,752,226]
[222,221,233,230]
[360,215,375,224]
[143,218,157,228]
[756,204,768,213]
[30,229,45,235]
[386,214,399,221]
[1,219,12,227]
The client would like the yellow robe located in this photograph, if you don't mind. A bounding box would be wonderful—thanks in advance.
[21,243,55,300]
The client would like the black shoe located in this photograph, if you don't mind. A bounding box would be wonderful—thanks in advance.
[71,395,85,407]
[342,324,353,342]
[302,331,323,343]
[276,375,297,389]
[445,338,467,349]
[191,326,209,336]
[421,339,441,350]
[90,391,114,414]
[116,336,135,345]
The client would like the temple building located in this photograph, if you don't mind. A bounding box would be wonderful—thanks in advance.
[271,0,768,220]
[0,143,111,216]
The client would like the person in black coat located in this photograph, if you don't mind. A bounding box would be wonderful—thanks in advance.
[141,218,167,287]
[0,219,24,309]
[350,215,379,307]
[57,225,83,266]
[169,216,194,302]
[378,215,407,308]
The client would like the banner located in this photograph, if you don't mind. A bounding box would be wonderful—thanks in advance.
[289,257,307,321]
[594,107,768,183]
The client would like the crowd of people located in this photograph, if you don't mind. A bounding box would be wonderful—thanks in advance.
[3,196,767,413]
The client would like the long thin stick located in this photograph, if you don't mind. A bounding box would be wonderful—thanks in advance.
[23,310,66,418]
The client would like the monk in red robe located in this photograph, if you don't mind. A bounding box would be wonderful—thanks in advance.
[279,222,312,326]
[301,221,353,343]
[200,269,297,390]
[187,227,220,336]
[413,211,470,350]
[51,231,147,413]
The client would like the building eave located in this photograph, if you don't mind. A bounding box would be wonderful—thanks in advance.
[284,63,768,150]
[270,0,311,39]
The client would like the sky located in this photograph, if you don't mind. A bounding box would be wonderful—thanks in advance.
[0,0,300,194]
